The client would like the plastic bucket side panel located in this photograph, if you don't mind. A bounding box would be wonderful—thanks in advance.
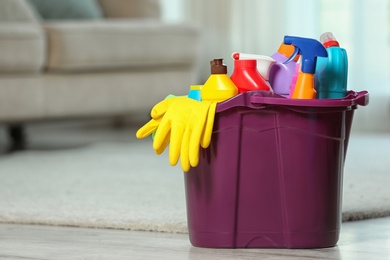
[276,106,350,248]
[234,107,288,248]
[185,108,243,248]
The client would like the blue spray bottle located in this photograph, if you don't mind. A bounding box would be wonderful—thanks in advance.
[315,32,348,99]
[284,36,328,99]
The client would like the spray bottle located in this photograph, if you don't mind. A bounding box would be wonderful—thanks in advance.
[315,32,348,99]
[269,43,300,97]
[283,36,328,99]
[201,59,238,102]
[231,52,276,82]
[230,56,272,93]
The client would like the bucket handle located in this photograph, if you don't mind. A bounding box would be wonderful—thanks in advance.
[345,90,369,106]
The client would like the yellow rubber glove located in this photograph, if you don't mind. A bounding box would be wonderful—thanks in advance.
[136,96,183,140]
[136,97,217,172]
[153,98,216,170]
[179,101,217,171]
[135,115,170,155]
[137,95,182,155]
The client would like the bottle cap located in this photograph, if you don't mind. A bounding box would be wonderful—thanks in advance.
[320,32,340,48]
[278,43,300,61]
[210,59,227,74]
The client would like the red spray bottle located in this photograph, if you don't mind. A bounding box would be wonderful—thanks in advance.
[230,56,272,94]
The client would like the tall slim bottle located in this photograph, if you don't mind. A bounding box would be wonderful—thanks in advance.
[315,32,348,99]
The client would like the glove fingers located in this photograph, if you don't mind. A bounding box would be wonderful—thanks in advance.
[201,102,217,148]
[155,132,170,155]
[136,118,161,139]
[153,118,171,151]
[189,110,209,167]
[180,122,192,172]
[169,122,186,166]
[150,97,177,119]
[189,128,201,167]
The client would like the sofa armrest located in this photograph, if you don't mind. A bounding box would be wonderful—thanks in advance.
[98,0,160,19]
[0,0,40,22]
[0,24,46,73]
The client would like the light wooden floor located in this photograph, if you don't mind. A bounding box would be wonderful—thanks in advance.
[0,217,389,260]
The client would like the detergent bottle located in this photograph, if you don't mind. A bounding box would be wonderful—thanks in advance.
[283,36,328,99]
[315,32,348,99]
[269,43,300,97]
[201,59,238,102]
[230,56,272,93]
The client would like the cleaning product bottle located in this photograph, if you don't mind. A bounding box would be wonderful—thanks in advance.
[315,32,348,99]
[201,59,238,102]
[283,36,328,99]
[269,43,300,97]
[231,52,276,82]
[230,57,271,93]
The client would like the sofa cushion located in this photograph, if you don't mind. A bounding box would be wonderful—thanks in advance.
[43,20,200,72]
[0,24,46,73]
[98,0,160,19]
[28,0,103,20]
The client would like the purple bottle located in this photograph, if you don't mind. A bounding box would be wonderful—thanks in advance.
[269,42,300,97]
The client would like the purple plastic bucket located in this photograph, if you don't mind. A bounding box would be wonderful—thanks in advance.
[184,90,369,249]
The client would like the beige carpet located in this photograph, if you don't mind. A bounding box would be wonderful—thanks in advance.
[0,122,389,233]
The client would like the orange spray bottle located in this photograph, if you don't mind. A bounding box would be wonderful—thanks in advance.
[283,36,328,99]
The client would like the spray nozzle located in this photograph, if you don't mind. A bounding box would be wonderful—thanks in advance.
[283,47,300,65]
[283,36,328,74]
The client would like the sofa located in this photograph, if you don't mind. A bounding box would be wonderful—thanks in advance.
[0,0,201,149]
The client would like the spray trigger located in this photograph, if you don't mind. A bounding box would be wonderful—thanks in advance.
[283,47,300,64]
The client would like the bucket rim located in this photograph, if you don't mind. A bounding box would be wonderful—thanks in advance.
[216,90,369,113]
